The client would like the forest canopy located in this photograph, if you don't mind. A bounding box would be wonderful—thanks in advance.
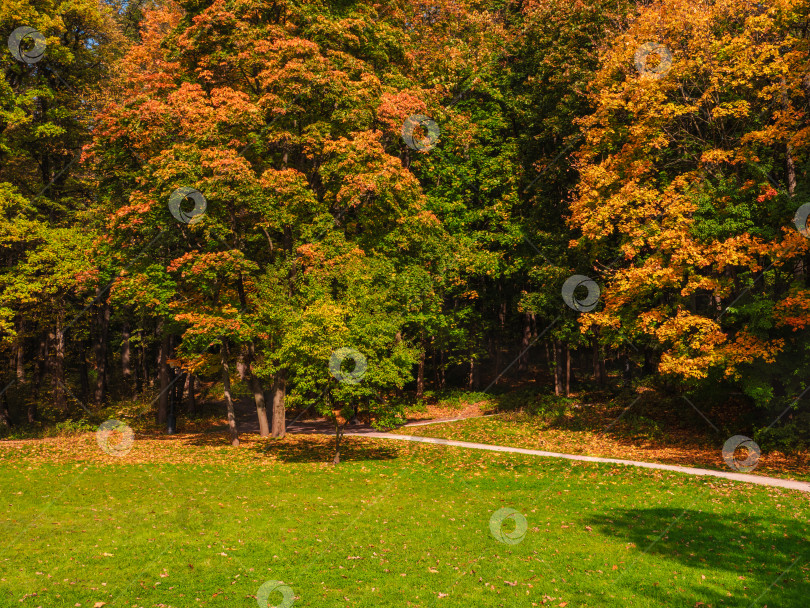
[1,0,808,450]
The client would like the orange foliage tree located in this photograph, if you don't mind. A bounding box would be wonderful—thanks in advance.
[570,0,810,403]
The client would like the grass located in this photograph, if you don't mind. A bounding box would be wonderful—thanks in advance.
[1,431,809,607]
[398,392,810,482]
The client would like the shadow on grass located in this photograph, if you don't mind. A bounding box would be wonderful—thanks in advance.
[172,427,401,464]
[256,435,400,464]
[585,507,809,607]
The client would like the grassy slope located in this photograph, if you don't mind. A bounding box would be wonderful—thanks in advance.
[0,434,808,607]
[394,407,810,483]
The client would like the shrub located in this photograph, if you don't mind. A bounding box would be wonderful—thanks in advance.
[51,419,95,437]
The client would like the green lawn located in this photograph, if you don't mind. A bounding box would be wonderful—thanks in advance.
[1,436,808,607]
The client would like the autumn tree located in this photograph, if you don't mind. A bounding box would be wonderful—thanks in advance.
[570,0,810,425]
[91,0,472,447]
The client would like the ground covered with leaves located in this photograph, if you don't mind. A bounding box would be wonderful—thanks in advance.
[397,392,810,483]
[1,432,808,607]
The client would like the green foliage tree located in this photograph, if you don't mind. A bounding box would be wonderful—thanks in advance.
[0,0,123,421]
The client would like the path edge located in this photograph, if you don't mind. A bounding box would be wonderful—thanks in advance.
[351,432,810,494]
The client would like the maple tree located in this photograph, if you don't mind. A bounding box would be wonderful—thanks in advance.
[89,0,477,456]
[569,0,810,416]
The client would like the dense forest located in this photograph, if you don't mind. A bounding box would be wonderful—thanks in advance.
[1,0,808,449]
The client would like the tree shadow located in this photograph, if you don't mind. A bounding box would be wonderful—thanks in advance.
[178,428,400,464]
[585,507,809,607]
[255,435,401,464]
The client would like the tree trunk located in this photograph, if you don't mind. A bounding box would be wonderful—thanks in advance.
[15,320,30,421]
[487,335,496,371]
[236,348,248,381]
[79,344,90,400]
[52,305,66,412]
[185,373,197,416]
[439,349,446,389]
[122,321,133,395]
[592,340,606,386]
[565,345,571,396]
[247,343,269,437]
[621,353,632,389]
[494,300,507,384]
[27,396,36,424]
[0,391,12,428]
[599,354,607,386]
[271,372,286,439]
[252,378,271,437]
[642,348,655,375]
[221,341,240,447]
[157,331,169,424]
[553,341,564,397]
[15,323,25,385]
[519,313,531,372]
[333,417,342,464]
[467,351,475,390]
[140,329,151,389]
[93,292,111,405]
[31,333,46,420]
[416,346,425,399]
[174,371,185,414]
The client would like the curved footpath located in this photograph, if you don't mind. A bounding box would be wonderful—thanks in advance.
[262,409,810,493]
[337,430,810,494]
